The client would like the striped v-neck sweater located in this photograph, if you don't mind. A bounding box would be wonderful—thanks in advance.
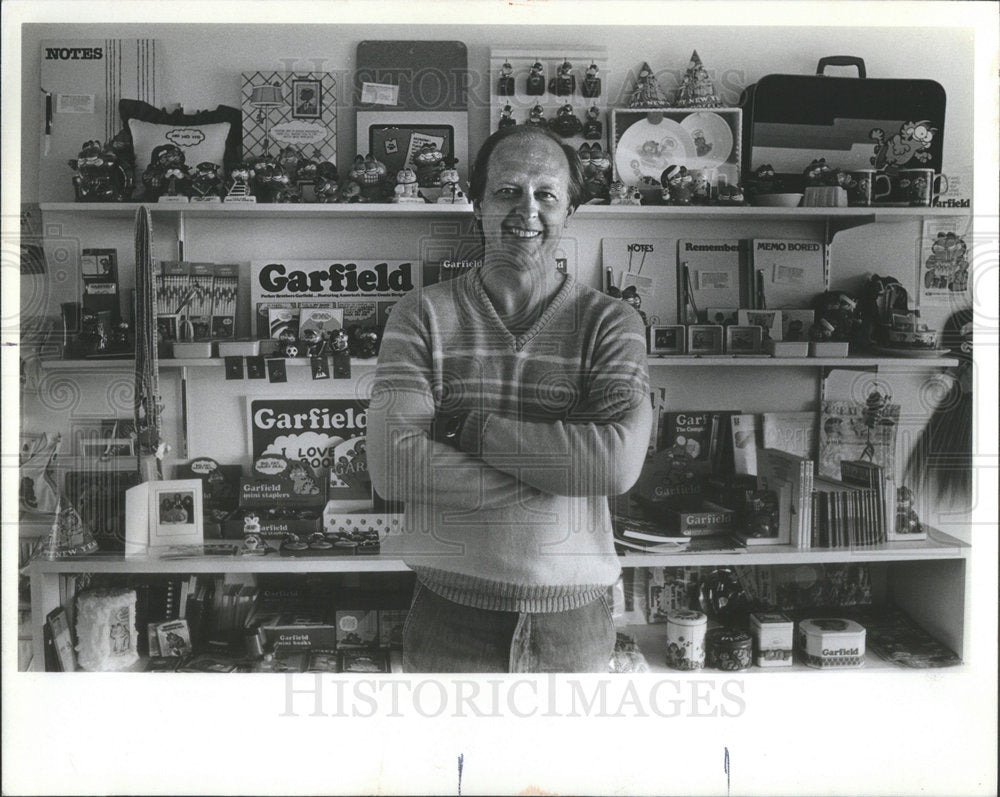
[368,268,652,613]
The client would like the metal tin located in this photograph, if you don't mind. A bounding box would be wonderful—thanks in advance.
[750,611,795,667]
[665,609,707,670]
[706,628,753,671]
[797,618,867,668]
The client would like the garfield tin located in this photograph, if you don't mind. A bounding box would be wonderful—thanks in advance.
[665,609,707,670]
[705,628,752,671]
[797,618,866,668]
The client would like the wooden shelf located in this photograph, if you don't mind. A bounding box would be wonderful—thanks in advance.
[28,528,967,576]
[39,202,971,222]
[647,354,959,368]
[617,528,969,568]
[39,357,378,370]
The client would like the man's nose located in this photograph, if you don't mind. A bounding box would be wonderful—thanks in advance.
[517,191,539,219]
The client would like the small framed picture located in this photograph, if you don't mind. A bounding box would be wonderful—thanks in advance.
[126,479,204,556]
[706,307,739,327]
[739,309,784,341]
[648,324,685,355]
[726,325,764,353]
[781,309,815,342]
[291,78,322,119]
[686,324,724,354]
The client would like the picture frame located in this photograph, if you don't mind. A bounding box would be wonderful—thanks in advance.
[686,324,724,354]
[739,309,784,341]
[125,479,204,557]
[726,325,764,354]
[780,309,815,343]
[648,324,685,355]
[291,78,322,119]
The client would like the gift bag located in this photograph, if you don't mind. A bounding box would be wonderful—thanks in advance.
[19,433,61,516]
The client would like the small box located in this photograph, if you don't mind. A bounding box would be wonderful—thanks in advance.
[750,611,794,667]
[263,612,337,652]
[220,510,323,541]
[797,617,866,668]
[336,609,379,649]
[378,609,408,648]
[171,341,213,358]
[667,501,736,536]
[765,339,809,358]
[217,340,261,357]
[340,649,389,673]
[809,341,849,357]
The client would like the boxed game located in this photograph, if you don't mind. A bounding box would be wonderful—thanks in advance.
[335,609,379,649]
[262,611,337,652]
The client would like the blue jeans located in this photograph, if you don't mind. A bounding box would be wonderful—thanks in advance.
[401,581,616,673]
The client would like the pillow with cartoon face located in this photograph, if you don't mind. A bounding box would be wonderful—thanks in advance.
[119,100,242,188]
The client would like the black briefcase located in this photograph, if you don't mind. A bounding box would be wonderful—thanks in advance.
[740,56,946,193]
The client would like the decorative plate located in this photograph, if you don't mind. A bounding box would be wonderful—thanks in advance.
[679,111,734,169]
[615,117,696,181]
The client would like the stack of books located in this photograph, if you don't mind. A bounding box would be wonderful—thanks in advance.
[811,461,888,548]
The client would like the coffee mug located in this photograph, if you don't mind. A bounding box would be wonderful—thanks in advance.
[848,170,891,206]
[899,169,949,206]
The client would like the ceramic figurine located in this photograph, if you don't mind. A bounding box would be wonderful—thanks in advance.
[581,63,601,98]
[582,143,612,202]
[348,154,388,202]
[526,60,546,95]
[250,156,282,202]
[161,164,192,201]
[620,285,648,326]
[277,145,303,181]
[273,173,302,203]
[549,60,575,96]
[661,164,694,205]
[436,167,469,204]
[525,104,548,128]
[69,139,132,202]
[278,328,301,357]
[392,167,422,202]
[190,162,223,201]
[498,103,517,131]
[296,159,318,184]
[142,144,188,202]
[413,142,446,187]
[300,327,326,357]
[550,104,583,138]
[582,106,603,140]
[804,158,834,186]
[329,328,350,353]
[497,60,515,96]
[224,163,256,202]
[609,180,642,205]
[577,143,592,165]
[347,326,380,359]
[313,161,339,202]
[810,291,862,343]
[717,182,744,205]
[337,179,362,203]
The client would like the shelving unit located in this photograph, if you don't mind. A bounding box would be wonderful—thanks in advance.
[24,200,973,673]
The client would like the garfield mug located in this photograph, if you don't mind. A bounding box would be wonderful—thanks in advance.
[848,170,891,206]
[896,169,949,206]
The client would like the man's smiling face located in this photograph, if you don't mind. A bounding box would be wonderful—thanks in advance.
[475,132,573,270]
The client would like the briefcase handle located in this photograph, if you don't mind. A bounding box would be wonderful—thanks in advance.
[816,56,866,78]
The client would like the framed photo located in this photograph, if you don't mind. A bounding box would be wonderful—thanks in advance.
[648,324,685,355]
[781,309,815,342]
[739,309,784,341]
[686,324,724,354]
[706,307,739,327]
[727,325,764,353]
[291,78,322,119]
[125,479,204,557]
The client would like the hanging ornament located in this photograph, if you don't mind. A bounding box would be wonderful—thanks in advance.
[525,104,548,128]
[581,63,602,98]
[550,104,583,137]
[526,60,546,95]
[582,106,603,139]
[627,61,670,108]
[498,103,517,131]
[497,61,515,96]
[674,50,723,108]
[549,60,575,96]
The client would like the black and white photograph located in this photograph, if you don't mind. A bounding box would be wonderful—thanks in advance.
[3,2,997,796]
